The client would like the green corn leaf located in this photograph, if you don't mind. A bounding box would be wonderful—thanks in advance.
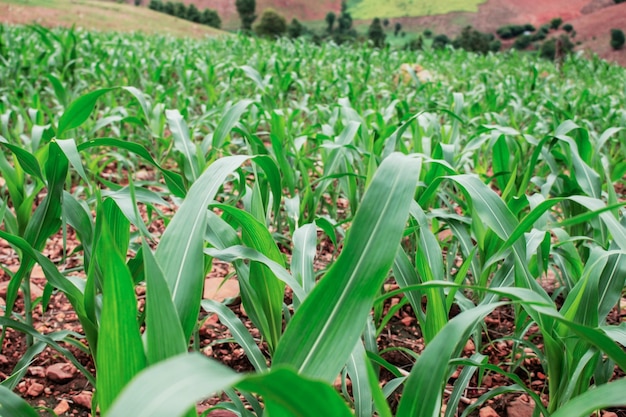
[273,152,420,382]
[166,109,201,183]
[78,138,186,198]
[550,379,626,417]
[107,353,242,417]
[95,201,146,414]
[291,222,317,295]
[347,342,374,417]
[213,205,285,353]
[237,367,354,417]
[0,141,43,181]
[212,99,254,149]
[55,138,89,184]
[0,386,39,417]
[56,87,115,137]
[201,299,268,372]
[142,241,187,365]
[396,302,506,417]
[155,155,251,342]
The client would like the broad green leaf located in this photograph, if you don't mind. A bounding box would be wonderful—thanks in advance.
[166,109,201,182]
[55,138,89,184]
[212,99,254,149]
[238,367,354,417]
[213,205,285,353]
[550,379,626,417]
[57,88,115,137]
[273,153,421,382]
[107,353,242,417]
[142,241,187,365]
[201,299,268,372]
[78,138,186,197]
[0,386,39,417]
[396,303,506,417]
[95,203,146,414]
[291,222,317,295]
[155,155,251,342]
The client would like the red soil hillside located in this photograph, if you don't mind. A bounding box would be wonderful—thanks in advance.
[188,0,341,25]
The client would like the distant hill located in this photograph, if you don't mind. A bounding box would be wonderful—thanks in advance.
[1,0,624,66]
[0,0,223,38]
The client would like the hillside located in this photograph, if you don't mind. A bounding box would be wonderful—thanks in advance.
[0,0,223,37]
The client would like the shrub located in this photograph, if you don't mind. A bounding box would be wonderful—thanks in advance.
[394,22,402,36]
[563,23,573,32]
[148,0,162,11]
[162,1,175,15]
[383,18,389,27]
[550,17,563,30]
[200,9,221,28]
[367,18,386,48]
[405,36,423,51]
[452,26,491,54]
[287,18,305,38]
[615,0,625,3]
[524,23,536,32]
[611,29,625,50]
[423,29,433,38]
[253,8,287,38]
[513,34,532,50]
[325,12,335,32]
[186,4,201,23]
[540,34,574,60]
[236,0,256,31]
[489,39,501,52]
[432,33,450,50]
[496,24,529,39]
[173,2,187,18]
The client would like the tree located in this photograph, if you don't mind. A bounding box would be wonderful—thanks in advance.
[368,18,386,48]
[611,29,625,50]
[394,22,402,36]
[325,12,336,32]
[148,0,162,11]
[173,1,187,18]
[452,26,491,54]
[540,34,574,60]
[432,34,450,50]
[253,8,287,38]
[337,11,352,33]
[200,9,221,28]
[186,3,201,23]
[162,1,175,15]
[405,36,423,51]
[550,17,563,30]
[288,18,305,38]
[423,29,432,38]
[236,0,256,31]
[563,23,573,32]
[383,18,389,27]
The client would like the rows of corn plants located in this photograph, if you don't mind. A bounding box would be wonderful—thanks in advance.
[1,24,626,416]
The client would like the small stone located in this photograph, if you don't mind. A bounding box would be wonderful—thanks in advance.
[46,363,76,382]
[507,396,535,417]
[602,413,618,417]
[464,339,475,354]
[203,278,239,302]
[29,366,45,377]
[73,390,93,409]
[0,355,8,365]
[479,406,499,417]
[53,399,70,415]
[26,382,44,397]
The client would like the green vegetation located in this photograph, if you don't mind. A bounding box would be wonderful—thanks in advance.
[347,0,486,20]
[0,0,222,37]
[148,0,221,28]
[236,0,256,31]
[611,28,625,50]
[1,23,626,417]
[367,17,385,48]
[253,8,287,38]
